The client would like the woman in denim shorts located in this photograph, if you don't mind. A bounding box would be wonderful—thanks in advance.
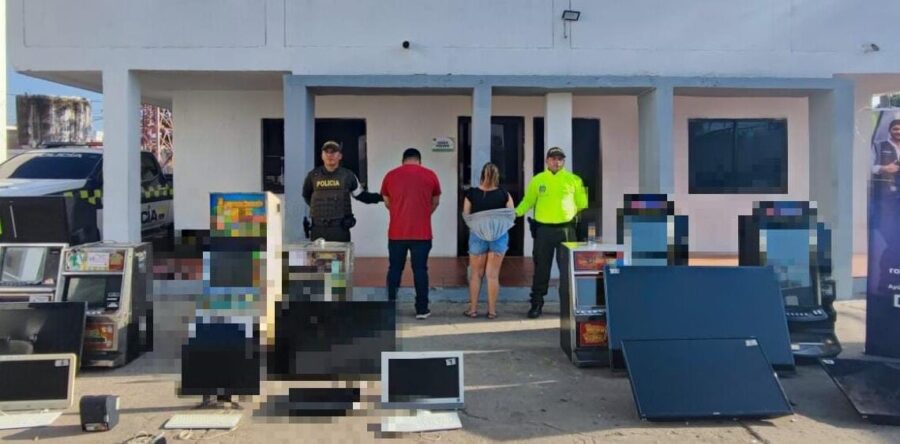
[462,163,515,319]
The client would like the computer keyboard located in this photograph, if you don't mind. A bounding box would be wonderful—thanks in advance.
[164,413,242,430]
[0,411,61,430]
[381,410,462,433]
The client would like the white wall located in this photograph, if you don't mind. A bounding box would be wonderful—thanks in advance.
[174,92,816,256]
[9,0,900,77]
[173,91,282,231]
[672,97,810,253]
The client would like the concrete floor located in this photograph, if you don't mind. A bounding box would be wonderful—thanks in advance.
[1,299,898,443]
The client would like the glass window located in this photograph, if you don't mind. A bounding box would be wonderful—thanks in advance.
[140,152,161,182]
[689,119,788,194]
[0,152,101,180]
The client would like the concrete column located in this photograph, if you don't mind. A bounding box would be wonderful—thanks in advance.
[637,84,674,193]
[102,69,142,242]
[809,81,855,299]
[544,93,573,157]
[283,76,315,242]
[0,1,7,162]
[471,85,492,186]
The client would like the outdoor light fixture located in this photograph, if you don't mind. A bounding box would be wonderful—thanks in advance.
[561,10,581,21]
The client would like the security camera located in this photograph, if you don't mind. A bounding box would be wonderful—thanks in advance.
[402,41,410,49]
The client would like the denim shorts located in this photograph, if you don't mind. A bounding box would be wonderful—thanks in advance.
[468,232,509,255]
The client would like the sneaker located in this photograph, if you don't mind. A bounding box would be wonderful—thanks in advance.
[415,310,431,320]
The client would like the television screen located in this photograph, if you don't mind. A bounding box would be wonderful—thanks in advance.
[0,302,86,358]
[1,246,48,283]
[0,354,75,411]
[268,301,396,380]
[382,352,464,409]
[64,276,123,310]
[764,229,818,307]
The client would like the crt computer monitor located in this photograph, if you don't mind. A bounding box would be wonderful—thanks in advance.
[381,351,464,410]
[762,228,819,308]
[0,353,77,411]
[0,302,86,358]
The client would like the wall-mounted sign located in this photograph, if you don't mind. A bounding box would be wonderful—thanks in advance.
[431,137,454,152]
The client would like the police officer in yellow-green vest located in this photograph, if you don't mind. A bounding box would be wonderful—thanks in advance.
[515,147,588,318]
[302,141,383,242]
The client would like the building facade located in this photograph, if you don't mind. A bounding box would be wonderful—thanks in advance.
[8,0,900,298]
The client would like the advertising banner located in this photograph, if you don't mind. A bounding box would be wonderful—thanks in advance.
[866,109,900,358]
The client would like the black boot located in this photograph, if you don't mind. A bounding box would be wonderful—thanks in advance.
[527,301,543,319]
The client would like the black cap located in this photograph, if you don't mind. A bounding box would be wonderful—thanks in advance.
[322,141,342,152]
[546,147,566,159]
[402,147,422,161]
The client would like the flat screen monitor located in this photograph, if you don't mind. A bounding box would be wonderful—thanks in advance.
[763,229,818,308]
[0,353,76,411]
[381,351,464,410]
[63,275,123,310]
[180,320,260,396]
[268,300,396,381]
[0,246,61,286]
[0,302,86,358]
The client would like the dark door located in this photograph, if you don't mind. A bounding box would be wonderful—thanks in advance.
[457,116,525,257]
[314,119,368,185]
[533,118,602,240]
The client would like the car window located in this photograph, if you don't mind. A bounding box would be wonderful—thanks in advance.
[0,152,102,180]
[141,153,161,183]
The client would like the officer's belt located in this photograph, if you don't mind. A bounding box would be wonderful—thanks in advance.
[533,219,575,228]
[311,218,343,227]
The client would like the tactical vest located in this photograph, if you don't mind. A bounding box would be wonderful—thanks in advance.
[309,167,353,222]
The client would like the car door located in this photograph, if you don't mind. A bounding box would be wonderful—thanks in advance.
[139,152,173,231]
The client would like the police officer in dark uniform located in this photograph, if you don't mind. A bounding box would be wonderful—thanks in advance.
[302,141,383,242]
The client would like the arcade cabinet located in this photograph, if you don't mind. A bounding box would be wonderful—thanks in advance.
[558,243,624,367]
[738,200,841,359]
[58,242,153,367]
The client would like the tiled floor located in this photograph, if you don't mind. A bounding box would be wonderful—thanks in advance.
[352,253,869,287]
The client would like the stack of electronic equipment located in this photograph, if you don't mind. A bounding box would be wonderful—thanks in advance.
[169,192,282,430]
[0,301,86,429]
[263,239,396,418]
[574,195,798,421]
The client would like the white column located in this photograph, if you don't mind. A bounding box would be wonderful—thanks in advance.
[0,0,7,162]
[471,85,492,187]
[102,69,142,242]
[283,76,314,242]
[544,93,573,156]
[637,85,675,194]
[809,82,855,299]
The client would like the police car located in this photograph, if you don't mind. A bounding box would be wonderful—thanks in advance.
[0,147,174,235]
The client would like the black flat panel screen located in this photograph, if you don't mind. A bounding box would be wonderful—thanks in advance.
[180,322,260,396]
[64,276,122,310]
[268,301,396,380]
[821,358,900,425]
[0,359,70,402]
[208,251,255,288]
[388,357,460,402]
[604,266,794,370]
[622,338,792,421]
[0,302,86,358]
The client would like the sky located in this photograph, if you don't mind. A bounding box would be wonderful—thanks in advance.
[7,68,104,131]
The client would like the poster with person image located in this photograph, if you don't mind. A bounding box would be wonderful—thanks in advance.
[867,108,900,358]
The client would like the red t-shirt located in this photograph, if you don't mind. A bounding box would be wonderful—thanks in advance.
[380,164,442,240]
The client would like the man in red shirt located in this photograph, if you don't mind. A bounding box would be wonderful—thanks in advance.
[380,148,441,319]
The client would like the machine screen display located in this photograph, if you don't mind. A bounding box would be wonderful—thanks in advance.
[575,277,604,307]
[764,229,817,308]
[628,221,668,252]
[1,247,47,283]
[65,276,123,310]
[209,251,255,288]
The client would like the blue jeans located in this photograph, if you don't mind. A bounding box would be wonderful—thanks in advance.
[387,240,432,314]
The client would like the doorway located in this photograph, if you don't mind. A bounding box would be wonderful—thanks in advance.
[457,116,525,257]
[533,118,602,241]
